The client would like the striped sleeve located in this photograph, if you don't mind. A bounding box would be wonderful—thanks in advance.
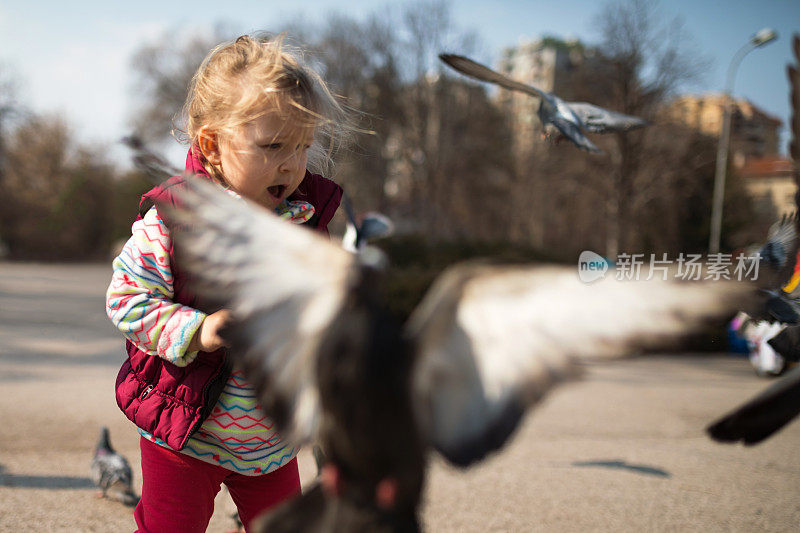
[106,206,205,367]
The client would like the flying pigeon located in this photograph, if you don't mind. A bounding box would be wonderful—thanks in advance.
[706,34,800,446]
[439,53,648,154]
[162,175,753,531]
[90,426,138,506]
[341,194,395,253]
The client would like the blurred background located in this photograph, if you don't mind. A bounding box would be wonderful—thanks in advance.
[0,0,796,269]
[1,4,799,529]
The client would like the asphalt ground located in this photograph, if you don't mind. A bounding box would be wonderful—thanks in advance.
[0,262,798,532]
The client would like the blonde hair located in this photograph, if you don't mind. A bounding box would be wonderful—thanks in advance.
[179,33,356,178]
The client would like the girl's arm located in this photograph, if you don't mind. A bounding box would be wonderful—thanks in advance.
[106,206,207,367]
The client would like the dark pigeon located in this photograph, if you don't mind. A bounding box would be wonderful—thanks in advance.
[90,427,138,506]
[161,175,754,532]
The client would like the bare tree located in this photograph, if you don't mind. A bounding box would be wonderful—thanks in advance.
[0,113,121,259]
[128,24,238,145]
[0,63,24,197]
[304,13,404,211]
[288,2,509,240]
[587,0,712,256]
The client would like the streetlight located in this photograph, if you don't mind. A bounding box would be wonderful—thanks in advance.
[708,27,778,254]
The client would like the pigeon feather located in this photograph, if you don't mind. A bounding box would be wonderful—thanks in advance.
[566,102,649,133]
[160,178,356,447]
[407,263,754,465]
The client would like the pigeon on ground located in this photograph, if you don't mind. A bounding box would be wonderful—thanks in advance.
[438,53,648,154]
[162,175,753,532]
[706,34,800,446]
[90,427,138,506]
[341,194,395,253]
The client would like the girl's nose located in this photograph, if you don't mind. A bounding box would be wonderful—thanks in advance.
[279,150,301,173]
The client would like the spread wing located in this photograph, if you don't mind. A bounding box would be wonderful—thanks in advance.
[707,365,800,445]
[406,264,754,467]
[439,53,547,100]
[161,176,356,447]
[548,110,603,153]
[566,102,648,133]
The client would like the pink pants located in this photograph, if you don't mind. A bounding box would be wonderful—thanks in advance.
[134,436,301,532]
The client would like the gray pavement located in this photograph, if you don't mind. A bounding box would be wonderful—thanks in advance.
[0,262,798,532]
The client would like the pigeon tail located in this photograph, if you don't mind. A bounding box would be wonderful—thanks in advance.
[95,426,112,454]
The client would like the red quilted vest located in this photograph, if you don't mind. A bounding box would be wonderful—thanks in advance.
[114,145,343,450]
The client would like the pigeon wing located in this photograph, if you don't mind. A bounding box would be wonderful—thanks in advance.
[162,176,356,447]
[706,365,800,445]
[549,111,603,153]
[566,102,648,133]
[439,53,546,99]
[768,323,800,361]
[406,264,754,467]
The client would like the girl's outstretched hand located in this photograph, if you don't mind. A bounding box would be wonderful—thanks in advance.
[189,309,232,353]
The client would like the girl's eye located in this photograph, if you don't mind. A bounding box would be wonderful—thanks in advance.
[261,143,282,150]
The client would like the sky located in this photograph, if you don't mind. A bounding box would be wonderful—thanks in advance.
[1,0,798,169]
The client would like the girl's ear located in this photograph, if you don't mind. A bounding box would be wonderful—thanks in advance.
[198,126,221,165]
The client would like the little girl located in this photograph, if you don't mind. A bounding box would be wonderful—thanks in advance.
[106,34,354,532]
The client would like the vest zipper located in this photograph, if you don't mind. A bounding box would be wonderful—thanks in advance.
[140,384,154,400]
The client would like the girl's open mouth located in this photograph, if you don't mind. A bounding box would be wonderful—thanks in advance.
[267,184,287,199]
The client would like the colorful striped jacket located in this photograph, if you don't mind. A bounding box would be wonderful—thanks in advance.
[107,145,342,473]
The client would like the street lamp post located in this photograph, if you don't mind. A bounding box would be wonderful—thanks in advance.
[708,28,778,254]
